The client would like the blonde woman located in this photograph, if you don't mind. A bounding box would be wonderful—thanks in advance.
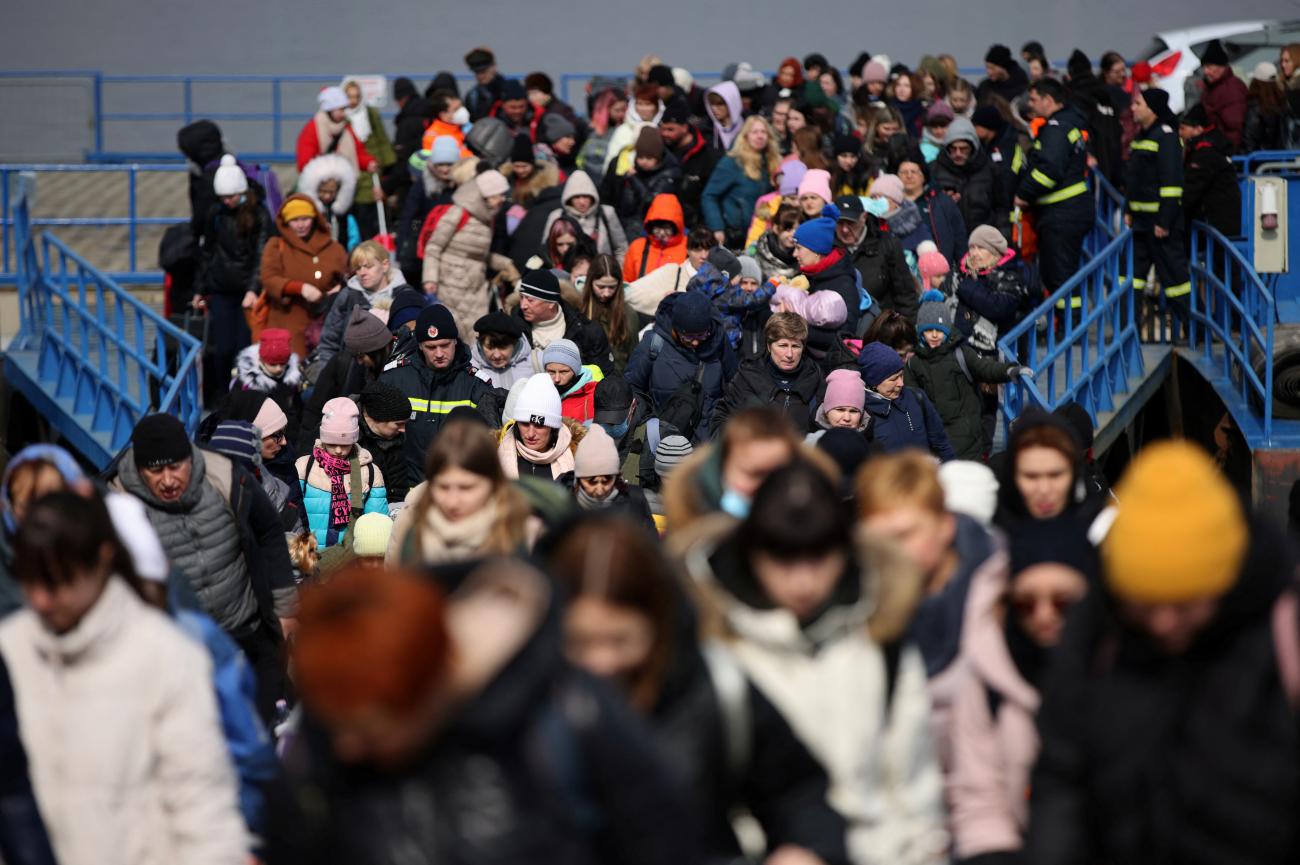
[700,116,782,249]
[386,419,534,565]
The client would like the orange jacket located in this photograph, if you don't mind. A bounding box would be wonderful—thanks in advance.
[622,194,687,282]
[421,118,472,157]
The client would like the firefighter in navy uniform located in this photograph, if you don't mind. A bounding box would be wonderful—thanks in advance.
[379,303,499,480]
[1015,79,1095,316]
[1125,87,1191,333]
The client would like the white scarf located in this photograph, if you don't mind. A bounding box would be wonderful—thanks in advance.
[345,103,372,143]
[416,498,499,563]
[530,307,567,350]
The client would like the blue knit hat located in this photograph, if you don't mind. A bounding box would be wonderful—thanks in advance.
[671,290,714,334]
[793,203,841,256]
[857,341,905,388]
[916,289,952,341]
[207,420,261,469]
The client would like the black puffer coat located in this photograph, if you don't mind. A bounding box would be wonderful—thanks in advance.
[931,146,1008,237]
[198,201,271,297]
[847,224,917,326]
[604,154,685,238]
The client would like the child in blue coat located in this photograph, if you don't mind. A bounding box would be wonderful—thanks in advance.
[296,396,388,548]
[857,341,956,461]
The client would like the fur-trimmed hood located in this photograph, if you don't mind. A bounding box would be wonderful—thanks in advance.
[297,154,358,216]
[675,516,927,650]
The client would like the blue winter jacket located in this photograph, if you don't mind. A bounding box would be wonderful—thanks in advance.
[700,156,771,233]
[297,451,388,548]
[687,261,776,352]
[624,293,738,442]
[862,387,956,461]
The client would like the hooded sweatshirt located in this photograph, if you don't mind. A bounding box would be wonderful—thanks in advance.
[623,194,688,282]
[706,81,745,150]
[472,335,533,389]
[542,171,629,260]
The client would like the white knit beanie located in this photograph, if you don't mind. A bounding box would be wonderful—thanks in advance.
[512,373,563,429]
[213,154,248,196]
[937,460,1000,527]
[317,86,348,112]
[475,169,510,199]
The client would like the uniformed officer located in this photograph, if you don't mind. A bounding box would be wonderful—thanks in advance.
[1015,79,1096,312]
[1126,87,1191,329]
[379,303,497,479]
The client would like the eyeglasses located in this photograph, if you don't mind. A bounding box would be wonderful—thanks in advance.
[677,329,712,343]
[265,431,287,444]
[1009,593,1077,618]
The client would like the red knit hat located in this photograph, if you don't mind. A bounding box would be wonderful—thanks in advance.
[260,329,291,365]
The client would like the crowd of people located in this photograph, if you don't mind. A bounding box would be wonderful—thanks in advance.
[1,37,1299,865]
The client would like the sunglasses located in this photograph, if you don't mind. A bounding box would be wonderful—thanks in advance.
[678,329,712,342]
[1009,593,1077,619]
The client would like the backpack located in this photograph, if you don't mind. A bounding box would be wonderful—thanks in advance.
[648,333,708,442]
[416,204,473,260]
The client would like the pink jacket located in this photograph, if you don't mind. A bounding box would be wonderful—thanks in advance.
[947,552,1040,859]
[770,284,848,328]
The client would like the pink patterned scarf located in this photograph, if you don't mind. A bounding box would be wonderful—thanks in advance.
[313,446,353,530]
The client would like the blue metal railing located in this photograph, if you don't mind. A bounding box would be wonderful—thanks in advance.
[4,65,1004,163]
[8,173,202,467]
[997,172,1142,432]
[1188,221,1276,443]
[0,163,190,285]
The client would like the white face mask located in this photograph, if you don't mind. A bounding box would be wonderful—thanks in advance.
[451,106,471,126]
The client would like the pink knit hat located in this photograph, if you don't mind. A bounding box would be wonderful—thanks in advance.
[797,168,833,204]
[319,397,360,446]
[253,397,288,438]
[823,368,866,412]
[574,424,621,478]
[870,173,905,205]
[916,241,950,287]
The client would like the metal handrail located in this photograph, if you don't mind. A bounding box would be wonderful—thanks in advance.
[1188,221,1276,443]
[9,173,202,464]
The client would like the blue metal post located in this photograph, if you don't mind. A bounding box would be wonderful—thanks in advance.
[93,73,104,160]
[128,166,137,274]
[1,168,9,276]
[272,79,282,156]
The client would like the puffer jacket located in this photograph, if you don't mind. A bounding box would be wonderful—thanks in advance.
[624,293,738,442]
[930,122,1008,237]
[622,194,688,282]
[315,269,408,365]
[1199,69,1250,150]
[422,180,515,338]
[710,354,824,436]
[676,517,947,865]
[259,194,348,357]
[559,367,601,423]
[113,446,257,633]
[863,388,955,461]
[472,334,534,388]
[356,419,410,509]
[951,250,1030,354]
[904,337,1017,460]
[199,200,271,298]
[605,153,684,238]
[380,342,498,480]
[295,445,388,548]
[541,171,629,260]
[268,558,698,865]
[0,578,248,865]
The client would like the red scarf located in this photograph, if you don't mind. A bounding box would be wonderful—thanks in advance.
[313,446,353,530]
[799,246,846,276]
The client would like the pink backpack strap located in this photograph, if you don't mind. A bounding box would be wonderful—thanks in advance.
[1273,588,1300,711]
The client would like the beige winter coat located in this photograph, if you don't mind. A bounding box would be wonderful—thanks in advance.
[0,577,247,865]
[421,180,515,337]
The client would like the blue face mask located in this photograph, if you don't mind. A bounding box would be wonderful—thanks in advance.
[599,421,629,441]
[862,196,891,218]
[720,488,751,520]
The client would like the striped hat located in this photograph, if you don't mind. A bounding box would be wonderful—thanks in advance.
[654,435,694,479]
[207,420,261,468]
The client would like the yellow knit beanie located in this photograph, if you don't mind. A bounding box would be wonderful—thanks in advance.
[1102,439,1247,604]
[351,512,394,559]
[279,197,318,223]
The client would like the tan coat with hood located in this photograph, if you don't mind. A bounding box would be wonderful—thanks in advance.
[541,171,629,260]
[259,193,348,357]
[422,178,516,338]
